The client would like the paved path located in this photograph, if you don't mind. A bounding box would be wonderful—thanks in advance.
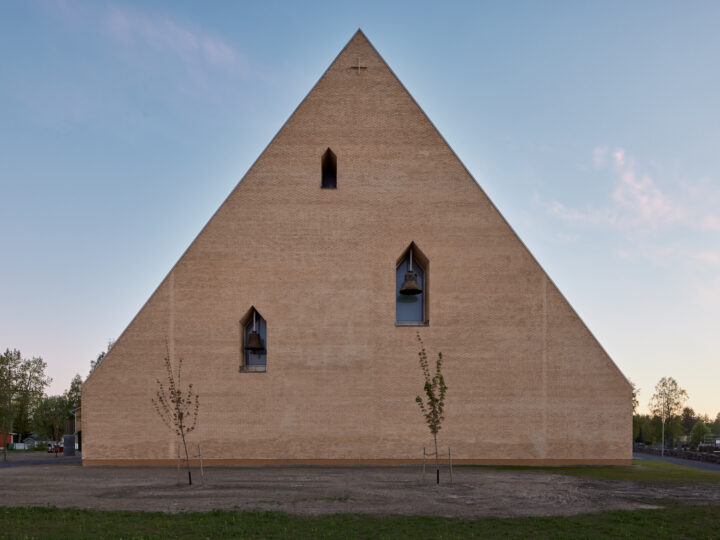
[0,455,81,468]
[634,452,720,473]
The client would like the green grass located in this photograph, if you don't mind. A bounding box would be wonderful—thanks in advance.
[1,503,719,539]
[475,459,720,483]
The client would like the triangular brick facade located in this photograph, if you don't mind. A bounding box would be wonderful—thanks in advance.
[83,30,631,465]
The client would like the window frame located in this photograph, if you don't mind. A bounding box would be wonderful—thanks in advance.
[395,243,430,326]
[239,306,268,373]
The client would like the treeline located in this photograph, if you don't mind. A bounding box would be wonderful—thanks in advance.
[0,343,112,448]
[633,377,719,447]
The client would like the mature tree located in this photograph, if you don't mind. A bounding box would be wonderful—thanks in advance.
[712,413,720,437]
[0,349,21,460]
[151,344,199,485]
[630,381,640,414]
[13,356,52,442]
[65,374,82,411]
[415,332,448,484]
[33,395,69,454]
[0,349,52,458]
[88,339,116,378]
[690,420,712,446]
[649,377,688,420]
[680,407,698,436]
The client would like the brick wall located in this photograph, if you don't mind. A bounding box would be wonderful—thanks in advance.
[82,31,632,465]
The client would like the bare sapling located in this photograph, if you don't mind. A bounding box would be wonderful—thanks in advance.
[151,343,199,485]
[414,332,448,484]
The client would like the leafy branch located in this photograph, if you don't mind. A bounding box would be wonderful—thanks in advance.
[415,332,448,483]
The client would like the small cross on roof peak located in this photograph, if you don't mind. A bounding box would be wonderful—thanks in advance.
[349,57,367,74]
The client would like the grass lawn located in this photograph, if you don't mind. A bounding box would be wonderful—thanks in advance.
[479,459,720,483]
[1,503,719,539]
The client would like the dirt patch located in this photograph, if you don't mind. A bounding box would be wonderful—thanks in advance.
[0,461,718,517]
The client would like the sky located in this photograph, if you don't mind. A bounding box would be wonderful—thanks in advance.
[1,1,718,417]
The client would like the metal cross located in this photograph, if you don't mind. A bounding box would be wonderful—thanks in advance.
[349,57,367,74]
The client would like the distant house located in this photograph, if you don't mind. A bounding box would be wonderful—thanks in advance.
[0,432,15,448]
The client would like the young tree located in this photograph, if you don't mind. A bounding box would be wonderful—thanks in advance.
[415,332,448,484]
[151,345,199,485]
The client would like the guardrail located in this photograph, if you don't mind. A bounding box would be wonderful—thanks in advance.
[634,445,720,465]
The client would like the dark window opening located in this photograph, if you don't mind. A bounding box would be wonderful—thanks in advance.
[241,307,267,371]
[321,148,337,189]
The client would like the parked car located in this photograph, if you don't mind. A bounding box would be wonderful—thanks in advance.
[47,442,63,453]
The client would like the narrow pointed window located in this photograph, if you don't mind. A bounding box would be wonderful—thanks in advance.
[240,307,267,372]
[321,148,337,189]
[396,243,428,325]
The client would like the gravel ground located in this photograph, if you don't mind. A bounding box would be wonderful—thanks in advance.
[1,458,719,517]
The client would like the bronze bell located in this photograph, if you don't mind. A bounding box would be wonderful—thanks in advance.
[245,331,264,351]
[400,271,422,295]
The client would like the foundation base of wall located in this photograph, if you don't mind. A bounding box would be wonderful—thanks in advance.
[83,458,632,467]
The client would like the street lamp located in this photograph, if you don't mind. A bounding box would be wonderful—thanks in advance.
[661,392,665,457]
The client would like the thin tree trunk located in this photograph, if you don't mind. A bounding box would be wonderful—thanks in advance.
[179,422,192,485]
[434,433,439,484]
[2,418,8,462]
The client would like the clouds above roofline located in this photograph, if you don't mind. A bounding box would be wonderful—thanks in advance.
[548,146,719,233]
[105,6,245,74]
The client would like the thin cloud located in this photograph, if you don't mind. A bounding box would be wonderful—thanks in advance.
[592,146,608,168]
[548,147,717,232]
[695,251,720,266]
[105,7,246,74]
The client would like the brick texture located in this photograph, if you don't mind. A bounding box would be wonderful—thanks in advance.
[82,31,632,465]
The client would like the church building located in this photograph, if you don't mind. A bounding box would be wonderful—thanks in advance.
[83,30,631,465]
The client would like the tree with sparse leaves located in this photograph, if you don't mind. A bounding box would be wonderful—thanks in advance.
[151,343,199,485]
[415,332,448,484]
[649,377,688,448]
[649,377,688,420]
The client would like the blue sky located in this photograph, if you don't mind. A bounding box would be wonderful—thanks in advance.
[1,1,718,416]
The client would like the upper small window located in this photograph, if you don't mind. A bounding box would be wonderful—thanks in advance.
[321,148,337,189]
[396,243,428,325]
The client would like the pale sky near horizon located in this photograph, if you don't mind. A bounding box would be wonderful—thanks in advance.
[1,1,718,417]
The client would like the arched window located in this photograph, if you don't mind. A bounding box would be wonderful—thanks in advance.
[396,243,428,325]
[321,148,337,189]
[240,307,267,372]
